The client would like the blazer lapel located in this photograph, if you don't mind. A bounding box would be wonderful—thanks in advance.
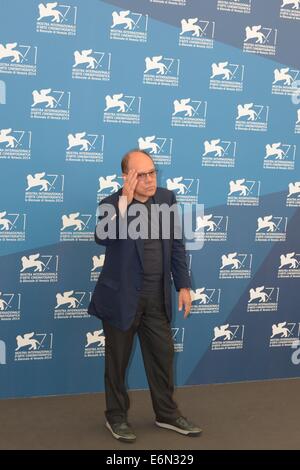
[135,237,144,270]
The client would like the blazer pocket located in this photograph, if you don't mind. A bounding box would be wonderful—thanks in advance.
[98,276,120,291]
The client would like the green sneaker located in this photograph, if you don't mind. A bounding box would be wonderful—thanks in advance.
[155,416,202,436]
[106,420,136,443]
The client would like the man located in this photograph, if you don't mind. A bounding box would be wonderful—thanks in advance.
[88,149,202,442]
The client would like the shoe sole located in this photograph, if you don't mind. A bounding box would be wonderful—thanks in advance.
[155,421,202,436]
[105,421,136,443]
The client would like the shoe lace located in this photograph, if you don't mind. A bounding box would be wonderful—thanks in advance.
[176,416,188,426]
[118,422,128,429]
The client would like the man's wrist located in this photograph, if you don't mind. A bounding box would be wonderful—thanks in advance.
[118,195,128,218]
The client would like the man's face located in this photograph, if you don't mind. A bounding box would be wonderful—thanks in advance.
[125,152,157,198]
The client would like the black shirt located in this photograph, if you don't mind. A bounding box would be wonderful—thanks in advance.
[132,196,164,293]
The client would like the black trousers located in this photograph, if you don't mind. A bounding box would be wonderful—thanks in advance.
[102,287,181,424]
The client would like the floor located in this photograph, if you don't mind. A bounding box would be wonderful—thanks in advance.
[1,379,300,449]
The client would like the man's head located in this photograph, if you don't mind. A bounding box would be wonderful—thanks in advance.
[121,149,157,200]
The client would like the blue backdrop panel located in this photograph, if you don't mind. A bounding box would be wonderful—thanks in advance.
[0,0,300,398]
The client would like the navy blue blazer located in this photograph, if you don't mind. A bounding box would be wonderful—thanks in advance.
[88,186,191,331]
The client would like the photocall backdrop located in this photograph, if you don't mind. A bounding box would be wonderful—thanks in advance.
[0,0,300,399]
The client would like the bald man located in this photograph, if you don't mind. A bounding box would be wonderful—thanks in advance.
[88,149,202,442]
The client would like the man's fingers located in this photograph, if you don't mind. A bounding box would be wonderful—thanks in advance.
[183,301,191,318]
[123,177,136,193]
[129,173,138,187]
[130,181,138,194]
[132,178,138,191]
[184,309,190,318]
[184,303,191,316]
[126,170,138,189]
